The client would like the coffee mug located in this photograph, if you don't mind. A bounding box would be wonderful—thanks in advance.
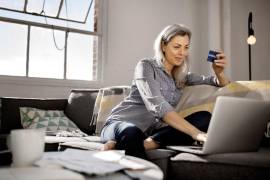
[9,129,45,167]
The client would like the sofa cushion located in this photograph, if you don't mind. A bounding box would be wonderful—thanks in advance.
[146,149,177,180]
[171,148,270,167]
[59,141,104,151]
[64,89,99,135]
[170,148,270,180]
[20,107,80,132]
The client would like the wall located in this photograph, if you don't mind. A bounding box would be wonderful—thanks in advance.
[0,0,210,98]
[103,0,209,86]
[0,0,269,98]
[0,77,101,98]
[230,0,270,80]
[0,83,71,98]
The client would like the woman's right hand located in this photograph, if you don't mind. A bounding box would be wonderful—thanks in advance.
[192,131,207,143]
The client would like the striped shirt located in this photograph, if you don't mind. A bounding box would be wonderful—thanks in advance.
[104,58,218,134]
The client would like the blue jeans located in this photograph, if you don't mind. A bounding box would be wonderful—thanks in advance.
[101,111,211,159]
[101,120,147,158]
[150,111,211,147]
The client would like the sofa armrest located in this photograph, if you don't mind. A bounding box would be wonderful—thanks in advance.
[0,97,67,134]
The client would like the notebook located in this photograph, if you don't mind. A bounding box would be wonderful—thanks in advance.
[167,96,270,155]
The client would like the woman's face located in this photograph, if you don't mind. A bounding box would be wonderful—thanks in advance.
[162,35,190,67]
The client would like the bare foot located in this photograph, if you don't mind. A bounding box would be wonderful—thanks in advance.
[144,137,159,150]
[101,140,116,151]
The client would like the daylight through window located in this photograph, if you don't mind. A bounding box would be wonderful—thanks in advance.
[0,0,101,82]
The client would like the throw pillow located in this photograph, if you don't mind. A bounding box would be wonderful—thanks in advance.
[177,80,270,117]
[20,107,80,132]
[176,80,270,146]
[92,86,130,135]
[64,89,99,135]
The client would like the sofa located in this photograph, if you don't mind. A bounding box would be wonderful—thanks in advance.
[1,81,270,180]
[0,89,175,179]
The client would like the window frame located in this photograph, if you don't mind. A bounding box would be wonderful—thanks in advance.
[0,0,104,88]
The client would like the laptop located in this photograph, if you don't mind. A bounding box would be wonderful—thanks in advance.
[167,96,270,155]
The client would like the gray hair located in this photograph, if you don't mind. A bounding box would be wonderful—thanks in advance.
[154,24,191,88]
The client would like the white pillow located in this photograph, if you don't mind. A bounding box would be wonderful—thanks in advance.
[92,86,130,135]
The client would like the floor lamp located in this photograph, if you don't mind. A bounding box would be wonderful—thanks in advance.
[247,12,256,80]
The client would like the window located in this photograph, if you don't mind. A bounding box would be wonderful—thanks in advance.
[0,0,101,84]
[0,21,27,76]
[29,26,65,79]
[67,33,97,81]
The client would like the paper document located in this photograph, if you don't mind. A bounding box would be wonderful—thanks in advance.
[35,149,147,176]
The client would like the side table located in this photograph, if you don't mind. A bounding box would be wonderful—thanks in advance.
[0,150,163,180]
[0,167,84,180]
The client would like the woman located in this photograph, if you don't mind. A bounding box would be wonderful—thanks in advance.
[100,24,230,159]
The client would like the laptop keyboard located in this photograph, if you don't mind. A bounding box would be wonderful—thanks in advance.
[190,146,203,150]
[189,141,203,149]
[192,141,203,147]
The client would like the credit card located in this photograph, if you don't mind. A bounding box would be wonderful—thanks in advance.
[207,50,219,62]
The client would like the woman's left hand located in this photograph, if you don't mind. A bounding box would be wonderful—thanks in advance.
[212,51,228,75]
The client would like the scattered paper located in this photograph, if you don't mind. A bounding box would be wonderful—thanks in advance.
[34,149,147,176]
